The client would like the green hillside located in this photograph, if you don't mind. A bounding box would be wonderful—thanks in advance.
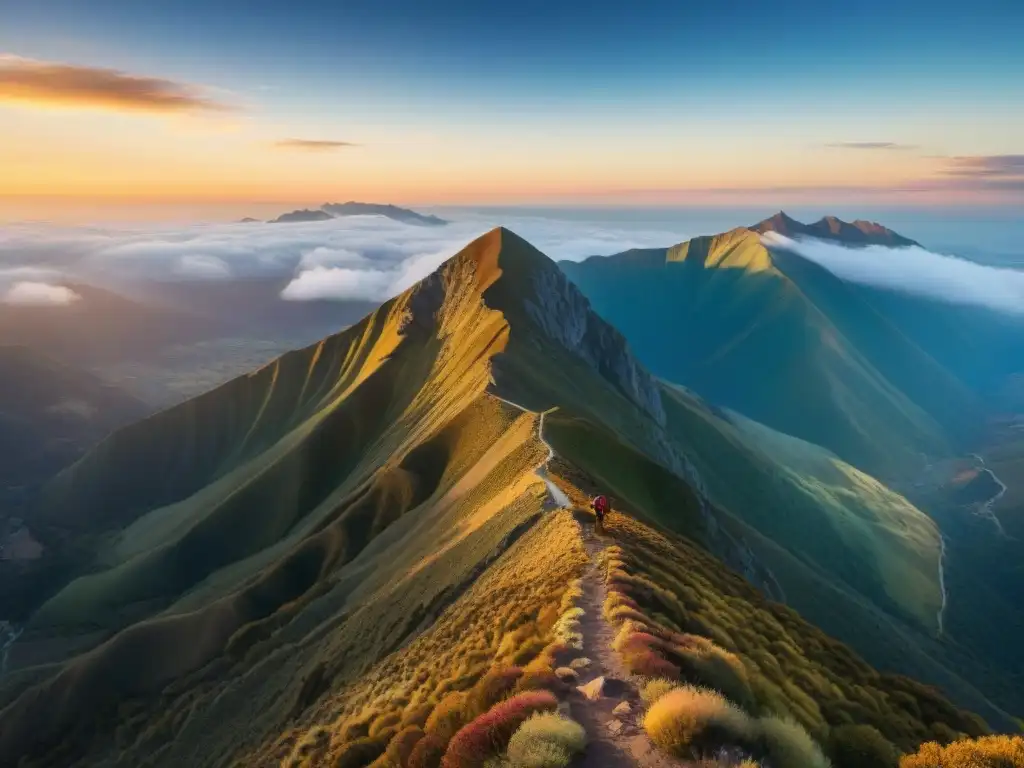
[561,226,979,479]
[0,229,1016,768]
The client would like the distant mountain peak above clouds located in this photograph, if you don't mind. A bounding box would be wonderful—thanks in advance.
[265,202,448,226]
[750,211,920,248]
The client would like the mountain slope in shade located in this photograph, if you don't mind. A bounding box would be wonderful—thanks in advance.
[562,226,979,478]
[750,210,921,247]
[0,229,1014,767]
[0,346,148,497]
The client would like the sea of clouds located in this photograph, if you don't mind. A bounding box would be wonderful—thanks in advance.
[0,212,696,305]
[1,210,1020,315]
[761,232,1024,315]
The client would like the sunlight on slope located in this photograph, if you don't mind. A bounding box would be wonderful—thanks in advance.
[667,228,775,273]
[725,408,943,631]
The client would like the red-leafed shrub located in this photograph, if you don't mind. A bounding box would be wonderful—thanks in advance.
[441,691,559,768]
[617,633,682,679]
[464,667,523,719]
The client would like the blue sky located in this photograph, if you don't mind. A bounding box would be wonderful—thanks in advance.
[1,0,1022,212]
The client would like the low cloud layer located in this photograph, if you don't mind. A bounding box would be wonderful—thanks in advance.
[763,232,1024,315]
[2,281,81,306]
[0,211,695,305]
[0,54,228,114]
[273,139,358,151]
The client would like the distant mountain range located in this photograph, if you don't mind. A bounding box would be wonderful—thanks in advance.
[267,201,448,226]
[750,210,921,247]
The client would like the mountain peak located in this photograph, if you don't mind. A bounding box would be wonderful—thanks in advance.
[750,212,919,247]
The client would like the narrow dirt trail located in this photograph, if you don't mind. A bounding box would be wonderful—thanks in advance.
[570,519,681,768]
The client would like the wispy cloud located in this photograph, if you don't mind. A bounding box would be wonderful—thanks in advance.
[940,155,1024,189]
[273,139,359,151]
[0,54,230,114]
[2,281,81,306]
[763,232,1024,316]
[825,142,918,151]
[943,155,1024,177]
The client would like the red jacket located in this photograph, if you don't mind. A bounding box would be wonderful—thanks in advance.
[592,495,608,515]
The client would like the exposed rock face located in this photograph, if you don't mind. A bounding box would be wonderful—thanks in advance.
[525,263,666,426]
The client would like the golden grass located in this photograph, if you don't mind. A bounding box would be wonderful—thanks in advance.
[599,513,989,754]
[506,712,587,768]
[900,735,1024,768]
[262,511,588,766]
[639,678,678,706]
[643,684,755,758]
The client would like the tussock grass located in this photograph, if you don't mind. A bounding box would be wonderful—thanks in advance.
[441,691,558,768]
[506,712,586,768]
[828,724,900,768]
[600,513,990,754]
[900,734,1024,768]
[756,715,832,768]
[639,678,678,706]
[643,685,755,758]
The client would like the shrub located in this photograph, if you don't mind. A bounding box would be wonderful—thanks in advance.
[370,712,404,737]
[386,726,426,766]
[617,634,681,679]
[643,685,755,758]
[441,691,559,768]
[755,715,831,768]
[425,692,469,745]
[514,667,564,696]
[512,639,548,666]
[408,734,447,768]
[639,678,678,706]
[335,734,391,768]
[507,712,587,768]
[466,668,524,718]
[900,735,1024,768]
[402,704,434,728]
[829,724,900,768]
[668,636,754,710]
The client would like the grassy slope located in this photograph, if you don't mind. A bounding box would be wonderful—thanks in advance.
[542,384,1018,727]
[561,228,970,479]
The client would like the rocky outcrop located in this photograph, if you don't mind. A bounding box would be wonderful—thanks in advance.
[525,263,666,426]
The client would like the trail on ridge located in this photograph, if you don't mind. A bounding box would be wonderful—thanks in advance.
[569,517,681,768]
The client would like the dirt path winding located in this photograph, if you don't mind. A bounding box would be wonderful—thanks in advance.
[570,520,681,768]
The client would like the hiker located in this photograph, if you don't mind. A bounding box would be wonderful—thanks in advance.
[591,494,608,533]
